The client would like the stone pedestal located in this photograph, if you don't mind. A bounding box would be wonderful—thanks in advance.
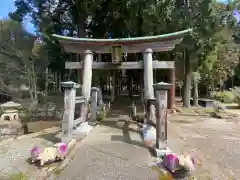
[0,101,22,136]
[61,81,80,144]
[153,82,171,150]
[88,87,99,126]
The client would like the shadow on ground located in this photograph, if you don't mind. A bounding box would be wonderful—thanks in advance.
[26,156,63,169]
[100,97,154,154]
[34,131,61,144]
[225,105,240,110]
[110,120,145,147]
[100,119,139,132]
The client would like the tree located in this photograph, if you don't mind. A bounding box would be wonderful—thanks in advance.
[141,0,229,107]
[0,19,48,106]
[175,0,235,107]
[10,0,239,109]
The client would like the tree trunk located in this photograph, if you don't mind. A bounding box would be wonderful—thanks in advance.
[23,124,29,134]
[76,15,86,84]
[44,68,49,118]
[26,65,37,106]
[58,72,62,92]
[183,52,192,108]
[179,88,182,98]
[193,80,198,106]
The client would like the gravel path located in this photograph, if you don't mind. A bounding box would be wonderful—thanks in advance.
[0,130,61,179]
[169,115,240,179]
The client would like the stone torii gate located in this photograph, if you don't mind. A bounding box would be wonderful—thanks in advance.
[53,29,191,111]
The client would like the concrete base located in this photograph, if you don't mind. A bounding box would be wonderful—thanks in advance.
[73,122,94,137]
[57,122,94,142]
[88,121,98,126]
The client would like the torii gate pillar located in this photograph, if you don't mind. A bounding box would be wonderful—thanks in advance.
[143,48,156,124]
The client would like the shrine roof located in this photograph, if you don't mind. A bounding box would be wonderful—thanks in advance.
[53,28,192,53]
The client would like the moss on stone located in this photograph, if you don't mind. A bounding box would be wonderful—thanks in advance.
[7,172,28,180]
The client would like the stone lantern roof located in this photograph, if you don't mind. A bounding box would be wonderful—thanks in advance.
[0,101,21,110]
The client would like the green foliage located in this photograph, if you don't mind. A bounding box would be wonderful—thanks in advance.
[212,91,235,103]
[0,108,3,116]
[230,86,240,106]
[0,19,48,103]
[98,110,106,121]
[7,172,28,180]
[8,0,240,108]
[19,106,34,122]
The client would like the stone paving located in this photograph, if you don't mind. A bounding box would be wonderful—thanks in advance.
[56,118,159,180]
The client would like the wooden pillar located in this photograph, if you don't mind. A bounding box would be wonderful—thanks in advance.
[143,48,156,124]
[153,82,171,150]
[168,68,175,109]
[61,81,80,144]
[82,50,93,101]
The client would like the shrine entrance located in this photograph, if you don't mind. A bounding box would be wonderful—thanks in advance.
[53,29,191,113]
[53,29,192,145]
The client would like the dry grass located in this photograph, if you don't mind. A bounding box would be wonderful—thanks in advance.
[6,172,28,180]
[176,106,214,115]
[27,120,61,133]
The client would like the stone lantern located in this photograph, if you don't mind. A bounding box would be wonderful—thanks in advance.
[0,101,22,136]
[0,101,21,121]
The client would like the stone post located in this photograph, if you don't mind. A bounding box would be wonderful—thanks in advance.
[143,48,156,124]
[97,87,103,106]
[131,102,137,118]
[61,81,80,144]
[153,82,172,150]
[145,98,156,124]
[89,87,99,126]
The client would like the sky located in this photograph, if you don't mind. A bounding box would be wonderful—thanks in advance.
[0,0,36,34]
[0,0,230,35]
